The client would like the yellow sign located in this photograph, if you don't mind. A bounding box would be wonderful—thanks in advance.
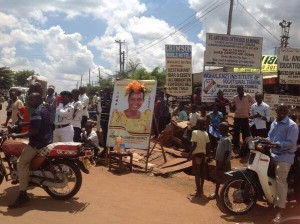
[234,55,277,73]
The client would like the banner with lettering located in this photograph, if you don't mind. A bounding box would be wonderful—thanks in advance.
[234,55,277,73]
[165,45,192,96]
[201,72,263,102]
[278,48,300,84]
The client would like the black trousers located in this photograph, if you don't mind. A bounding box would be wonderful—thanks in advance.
[233,118,250,147]
[250,125,267,138]
[81,116,88,128]
[73,127,82,142]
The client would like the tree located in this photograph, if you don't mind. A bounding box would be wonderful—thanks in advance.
[14,70,35,87]
[150,67,166,87]
[130,66,166,87]
[86,78,114,96]
[0,67,14,90]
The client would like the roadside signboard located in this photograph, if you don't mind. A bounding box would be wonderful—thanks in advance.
[277,47,300,84]
[234,55,277,73]
[165,44,192,96]
[201,72,263,102]
[205,33,263,68]
[264,93,300,122]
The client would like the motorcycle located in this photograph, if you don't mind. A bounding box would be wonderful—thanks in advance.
[220,139,300,215]
[0,130,93,200]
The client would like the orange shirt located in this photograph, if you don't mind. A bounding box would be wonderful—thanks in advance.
[232,93,254,118]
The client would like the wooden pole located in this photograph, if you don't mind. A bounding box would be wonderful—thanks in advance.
[145,114,167,172]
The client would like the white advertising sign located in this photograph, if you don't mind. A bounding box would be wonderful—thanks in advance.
[277,48,300,84]
[165,45,193,96]
[264,93,300,119]
[201,72,263,102]
[205,33,263,68]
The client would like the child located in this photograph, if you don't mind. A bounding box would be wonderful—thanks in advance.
[198,106,208,124]
[209,122,232,199]
[177,102,188,122]
[188,118,210,197]
[183,104,200,152]
[189,104,200,129]
[81,120,101,161]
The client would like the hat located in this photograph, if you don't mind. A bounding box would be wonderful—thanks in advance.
[48,85,55,90]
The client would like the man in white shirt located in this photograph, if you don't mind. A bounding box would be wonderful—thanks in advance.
[71,89,83,142]
[53,91,74,142]
[79,86,89,128]
[250,92,270,137]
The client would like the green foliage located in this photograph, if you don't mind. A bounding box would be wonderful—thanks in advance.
[130,66,166,87]
[86,78,114,96]
[14,70,35,87]
[0,67,14,89]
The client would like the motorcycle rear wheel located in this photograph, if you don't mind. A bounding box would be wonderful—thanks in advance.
[44,160,82,200]
[220,177,257,215]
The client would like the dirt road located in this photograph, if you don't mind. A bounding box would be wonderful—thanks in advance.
[0,102,299,224]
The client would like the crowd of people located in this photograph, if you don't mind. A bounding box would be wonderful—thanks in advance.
[1,81,299,223]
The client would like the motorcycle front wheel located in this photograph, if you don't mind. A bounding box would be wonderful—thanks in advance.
[44,160,82,200]
[220,177,257,215]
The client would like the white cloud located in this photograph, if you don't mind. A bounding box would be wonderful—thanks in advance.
[2,0,300,92]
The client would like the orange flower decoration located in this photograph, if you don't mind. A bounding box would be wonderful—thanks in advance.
[125,80,150,96]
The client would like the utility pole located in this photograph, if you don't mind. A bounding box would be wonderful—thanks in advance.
[223,0,234,72]
[88,69,91,85]
[227,0,234,35]
[115,40,125,75]
[122,50,125,72]
[98,67,101,86]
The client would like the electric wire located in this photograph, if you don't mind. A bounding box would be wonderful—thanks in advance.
[128,0,226,55]
[128,0,229,58]
[238,1,280,42]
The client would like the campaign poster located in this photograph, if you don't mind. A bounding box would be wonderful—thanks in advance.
[165,44,193,96]
[107,79,157,149]
[201,72,263,102]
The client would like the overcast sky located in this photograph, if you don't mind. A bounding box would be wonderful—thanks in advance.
[0,0,299,92]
